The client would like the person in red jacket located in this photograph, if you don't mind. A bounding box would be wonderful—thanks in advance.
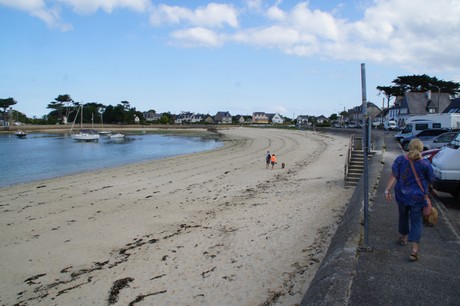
[270,154,277,169]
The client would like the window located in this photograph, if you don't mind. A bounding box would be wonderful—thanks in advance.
[415,123,429,130]
[433,123,441,128]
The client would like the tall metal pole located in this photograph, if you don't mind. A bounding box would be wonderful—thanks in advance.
[360,63,372,252]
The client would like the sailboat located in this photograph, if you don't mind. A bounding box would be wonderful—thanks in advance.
[98,110,111,136]
[71,105,100,142]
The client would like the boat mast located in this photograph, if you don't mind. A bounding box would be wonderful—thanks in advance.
[69,105,81,134]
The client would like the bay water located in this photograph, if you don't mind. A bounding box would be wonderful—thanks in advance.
[0,132,222,187]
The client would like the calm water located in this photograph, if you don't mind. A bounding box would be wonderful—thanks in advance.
[0,132,222,187]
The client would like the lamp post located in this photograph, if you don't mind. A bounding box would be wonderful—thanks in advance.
[359,63,372,252]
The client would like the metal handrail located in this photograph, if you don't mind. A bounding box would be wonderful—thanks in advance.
[344,134,354,181]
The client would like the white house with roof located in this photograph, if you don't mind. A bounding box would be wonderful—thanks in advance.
[174,112,194,124]
[268,113,284,124]
[190,113,205,123]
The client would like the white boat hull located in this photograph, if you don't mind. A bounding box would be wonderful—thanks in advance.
[110,133,124,139]
[72,133,100,141]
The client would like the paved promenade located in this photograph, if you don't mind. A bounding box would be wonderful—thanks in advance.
[302,131,460,306]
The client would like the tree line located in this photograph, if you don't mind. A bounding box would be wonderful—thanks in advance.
[2,74,460,125]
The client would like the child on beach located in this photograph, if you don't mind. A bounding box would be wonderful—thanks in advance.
[270,154,277,169]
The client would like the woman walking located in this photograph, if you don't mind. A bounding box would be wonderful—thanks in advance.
[384,138,434,261]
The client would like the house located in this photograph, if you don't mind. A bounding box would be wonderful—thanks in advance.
[234,115,252,124]
[204,114,215,124]
[190,113,205,123]
[396,92,451,126]
[349,102,381,123]
[214,111,232,124]
[296,115,310,126]
[316,115,328,125]
[443,97,460,113]
[143,111,162,122]
[174,112,194,124]
[252,112,269,124]
[267,113,284,124]
[387,96,403,124]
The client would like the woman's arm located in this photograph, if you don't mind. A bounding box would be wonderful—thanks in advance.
[385,174,396,202]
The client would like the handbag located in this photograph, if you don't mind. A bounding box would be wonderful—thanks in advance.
[409,159,432,216]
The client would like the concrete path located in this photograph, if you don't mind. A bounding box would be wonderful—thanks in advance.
[302,130,460,306]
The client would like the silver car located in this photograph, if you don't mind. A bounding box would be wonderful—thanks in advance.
[423,132,458,150]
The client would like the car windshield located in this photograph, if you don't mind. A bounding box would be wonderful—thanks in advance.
[448,133,460,149]
[401,125,412,133]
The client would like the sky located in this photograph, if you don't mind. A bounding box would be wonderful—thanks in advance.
[1,0,460,119]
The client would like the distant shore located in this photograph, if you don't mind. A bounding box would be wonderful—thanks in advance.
[0,127,353,305]
[1,123,224,133]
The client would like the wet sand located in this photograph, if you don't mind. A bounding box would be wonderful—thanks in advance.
[0,127,353,305]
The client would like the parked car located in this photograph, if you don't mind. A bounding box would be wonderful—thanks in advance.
[400,128,450,151]
[394,120,443,141]
[384,120,397,131]
[422,148,440,163]
[422,132,458,150]
[431,133,460,200]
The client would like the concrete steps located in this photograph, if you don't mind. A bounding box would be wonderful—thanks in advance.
[345,150,375,188]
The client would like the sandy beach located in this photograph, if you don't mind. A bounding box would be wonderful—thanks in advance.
[0,127,353,306]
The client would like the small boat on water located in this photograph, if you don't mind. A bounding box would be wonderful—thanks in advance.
[15,130,27,138]
[110,133,124,139]
[71,105,99,142]
[73,130,100,141]
[99,130,112,136]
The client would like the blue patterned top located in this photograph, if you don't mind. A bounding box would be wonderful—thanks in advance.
[392,155,435,207]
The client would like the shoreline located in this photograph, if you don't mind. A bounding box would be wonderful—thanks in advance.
[0,127,353,305]
[0,129,226,188]
[1,124,226,134]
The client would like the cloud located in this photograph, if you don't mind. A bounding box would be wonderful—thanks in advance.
[266,5,285,21]
[171,27,224,48]
[2,0,459,71]
[150,3,239,28]
[154,0,460,71]
[58,0,151,14]
[0,0,150,30]
[0,0,72,31]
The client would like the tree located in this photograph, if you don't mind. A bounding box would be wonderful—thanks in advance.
[160,112,173,124]
[329,113,338,121]
[377,74,460,108]
[0,97,17,124]
[376,85,403,109]
[47,94,75,124]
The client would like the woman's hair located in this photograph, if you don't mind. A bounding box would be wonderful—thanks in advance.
[407,138,423,160]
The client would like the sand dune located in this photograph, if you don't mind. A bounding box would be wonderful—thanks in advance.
[0,127,353,306]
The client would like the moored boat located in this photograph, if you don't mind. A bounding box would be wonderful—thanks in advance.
[110,133,124,139]
[15,130,27,138]
[99,130,112,136]
[71,105,99,142]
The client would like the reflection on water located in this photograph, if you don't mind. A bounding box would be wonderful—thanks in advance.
[0,132,222,187]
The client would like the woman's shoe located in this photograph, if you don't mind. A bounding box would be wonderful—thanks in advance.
[399,237,407,246]
[410,252,418,261]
